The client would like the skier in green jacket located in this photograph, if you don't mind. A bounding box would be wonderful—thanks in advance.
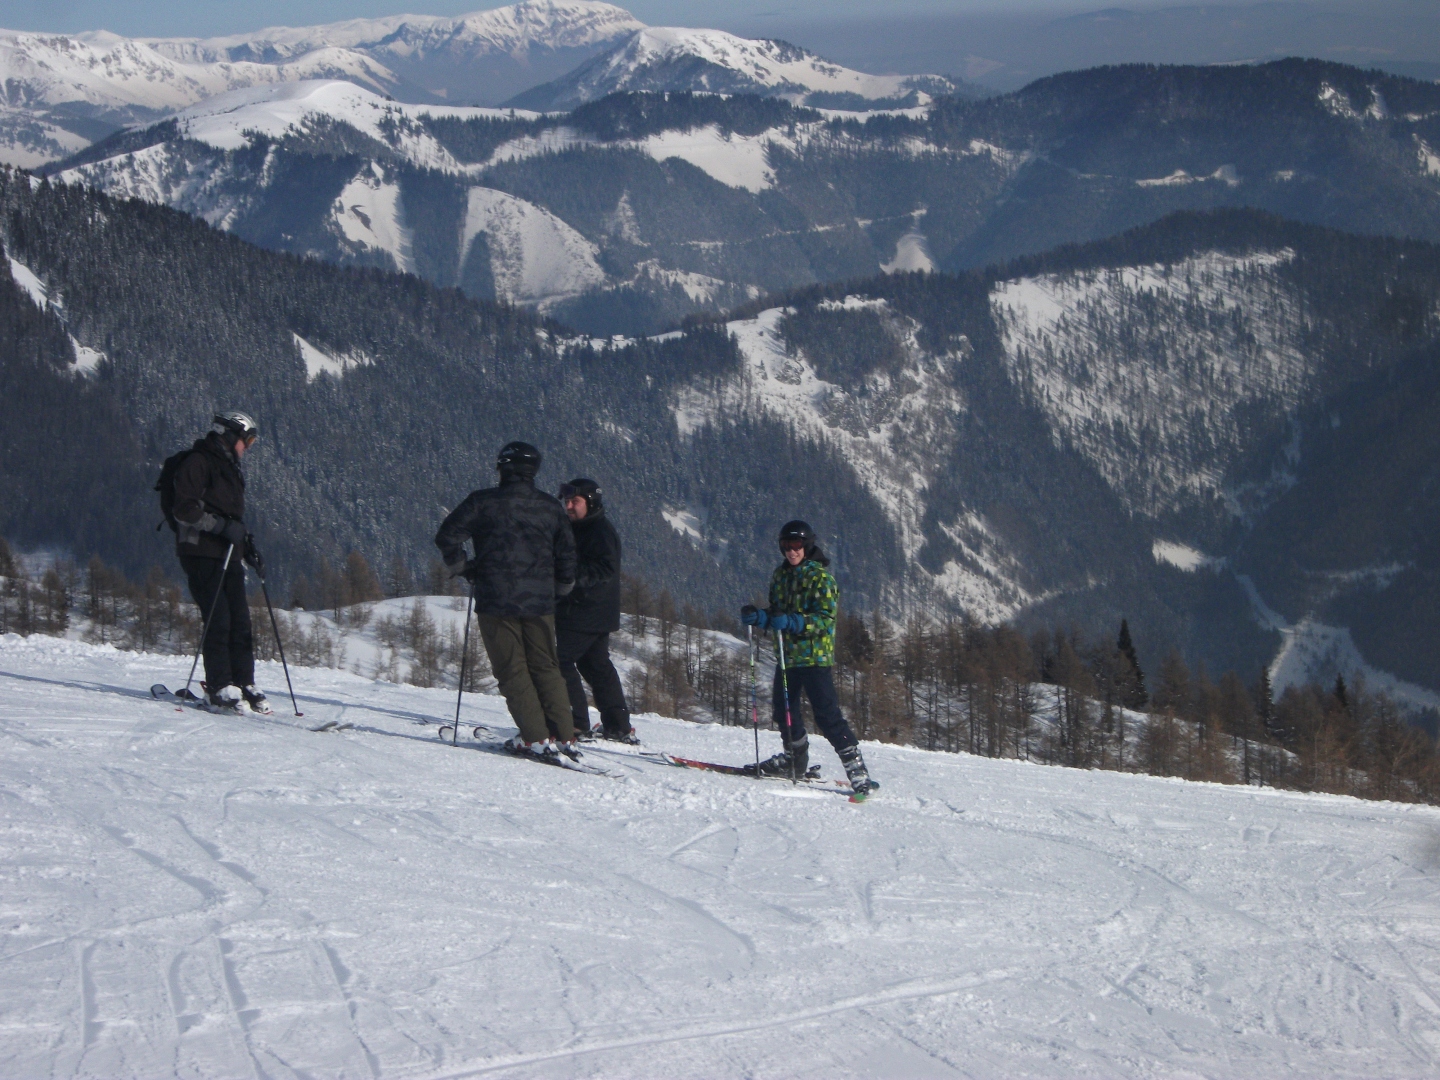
[741,520,875,796]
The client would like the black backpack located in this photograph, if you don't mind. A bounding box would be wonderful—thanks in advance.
[155,449,195,532]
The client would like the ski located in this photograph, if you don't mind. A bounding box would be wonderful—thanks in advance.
[150,684,348,732]
[435,723,623,778]
[638,752,865,798]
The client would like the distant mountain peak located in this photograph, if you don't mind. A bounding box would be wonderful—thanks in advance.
[0,3,644,167]
[152,3,644,65]
[507,25,956,110]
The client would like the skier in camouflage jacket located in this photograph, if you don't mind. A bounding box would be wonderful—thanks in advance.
[741,520,875,795]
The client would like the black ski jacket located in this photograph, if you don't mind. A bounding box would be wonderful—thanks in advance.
[173,433,245,560]
[435,476,577,618]
[555,508,622,635]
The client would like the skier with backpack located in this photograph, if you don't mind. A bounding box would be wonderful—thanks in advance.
[159,411,269,714]
[741,520,875,797]
[435,441,580,761]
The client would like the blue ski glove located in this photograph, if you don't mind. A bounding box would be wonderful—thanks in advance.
[740,604,767,628]
[768,612,805,634]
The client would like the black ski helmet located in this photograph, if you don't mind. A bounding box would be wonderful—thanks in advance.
[496,440,542,477]
[779,519,829,565]
[778,519,816,554]
[559,478,603,513]
[213,410,258,445]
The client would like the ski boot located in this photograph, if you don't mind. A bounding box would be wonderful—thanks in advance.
[206,684,243,712]
[558,739,584,762]
[504,736,561,763]
[602,727,641,745]
[840,745,878,799]
[754,736,808,778]
[241,685,273,715]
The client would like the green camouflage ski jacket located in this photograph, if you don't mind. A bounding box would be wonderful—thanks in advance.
[768,558,838,668]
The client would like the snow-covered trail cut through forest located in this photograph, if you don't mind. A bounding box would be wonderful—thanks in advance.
[3,634,1439,1079]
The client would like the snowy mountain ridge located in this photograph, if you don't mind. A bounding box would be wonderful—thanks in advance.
[509,26,955,110]
[0,3,642,167]
[138,1,642,67]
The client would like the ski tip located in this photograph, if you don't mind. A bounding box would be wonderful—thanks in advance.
[849,792,868,803]
[437,725,454,742]
[150,683,170,698]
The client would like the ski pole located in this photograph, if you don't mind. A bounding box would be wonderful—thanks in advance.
[181,542,234,703]
[776,628,796,784]
[450,576,476,746]
[257,570,302,717]
[748,624,760,777]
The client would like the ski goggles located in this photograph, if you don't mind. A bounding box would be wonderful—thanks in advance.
[780,540,808,552]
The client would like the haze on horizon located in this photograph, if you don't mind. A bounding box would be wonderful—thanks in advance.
[0,1,1435,90]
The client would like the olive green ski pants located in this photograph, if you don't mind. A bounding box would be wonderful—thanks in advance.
[477,614,574,745]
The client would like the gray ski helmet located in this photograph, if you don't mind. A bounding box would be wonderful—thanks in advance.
[559,478,602,513]
[496,440,542,475]
[213,410,258,445]
[778,519,816,554]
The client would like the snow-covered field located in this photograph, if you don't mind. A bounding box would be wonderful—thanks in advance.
[3,633,1439,1079]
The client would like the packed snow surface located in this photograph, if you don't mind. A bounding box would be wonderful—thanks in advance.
[3,633,1439,1078]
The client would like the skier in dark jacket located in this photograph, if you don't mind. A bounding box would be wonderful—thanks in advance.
[741,520,875,796]
[171,411,269,714]
[435,441,579,759]
[554,478,636,743]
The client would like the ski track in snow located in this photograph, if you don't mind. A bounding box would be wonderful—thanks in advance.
[3,632,1440,1078]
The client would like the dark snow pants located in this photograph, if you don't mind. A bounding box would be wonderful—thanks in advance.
[772,664,858,754]
[179,553,254,691]
[478,614,573,745]
[555,628,631,736]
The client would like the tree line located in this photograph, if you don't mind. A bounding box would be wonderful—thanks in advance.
[5,533,1437,805]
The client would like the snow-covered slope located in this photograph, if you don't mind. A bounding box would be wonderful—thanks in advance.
[0,3,642,166]
[672,301,1022,617]
[510,26,955,109]
[155,1,642,68]
[0,28,397,115]
[3,632,1438,1078]
[462,186,605,305]
[991,250,1311,516]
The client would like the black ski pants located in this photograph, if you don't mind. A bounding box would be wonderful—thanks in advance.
[555,628,631,736]
[772,664,857,754]
[179,553,254,691]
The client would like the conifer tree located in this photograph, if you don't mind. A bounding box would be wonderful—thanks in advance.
[1116,618,1148,709]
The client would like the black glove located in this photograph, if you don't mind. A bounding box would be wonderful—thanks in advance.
[243,534,264,577]
[460,559,479,583]
[218,518,247,548]
[555,579,574,597]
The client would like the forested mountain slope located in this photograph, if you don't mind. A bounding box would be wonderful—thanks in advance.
[47,59,1440,337]
[4,171,1440,694]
